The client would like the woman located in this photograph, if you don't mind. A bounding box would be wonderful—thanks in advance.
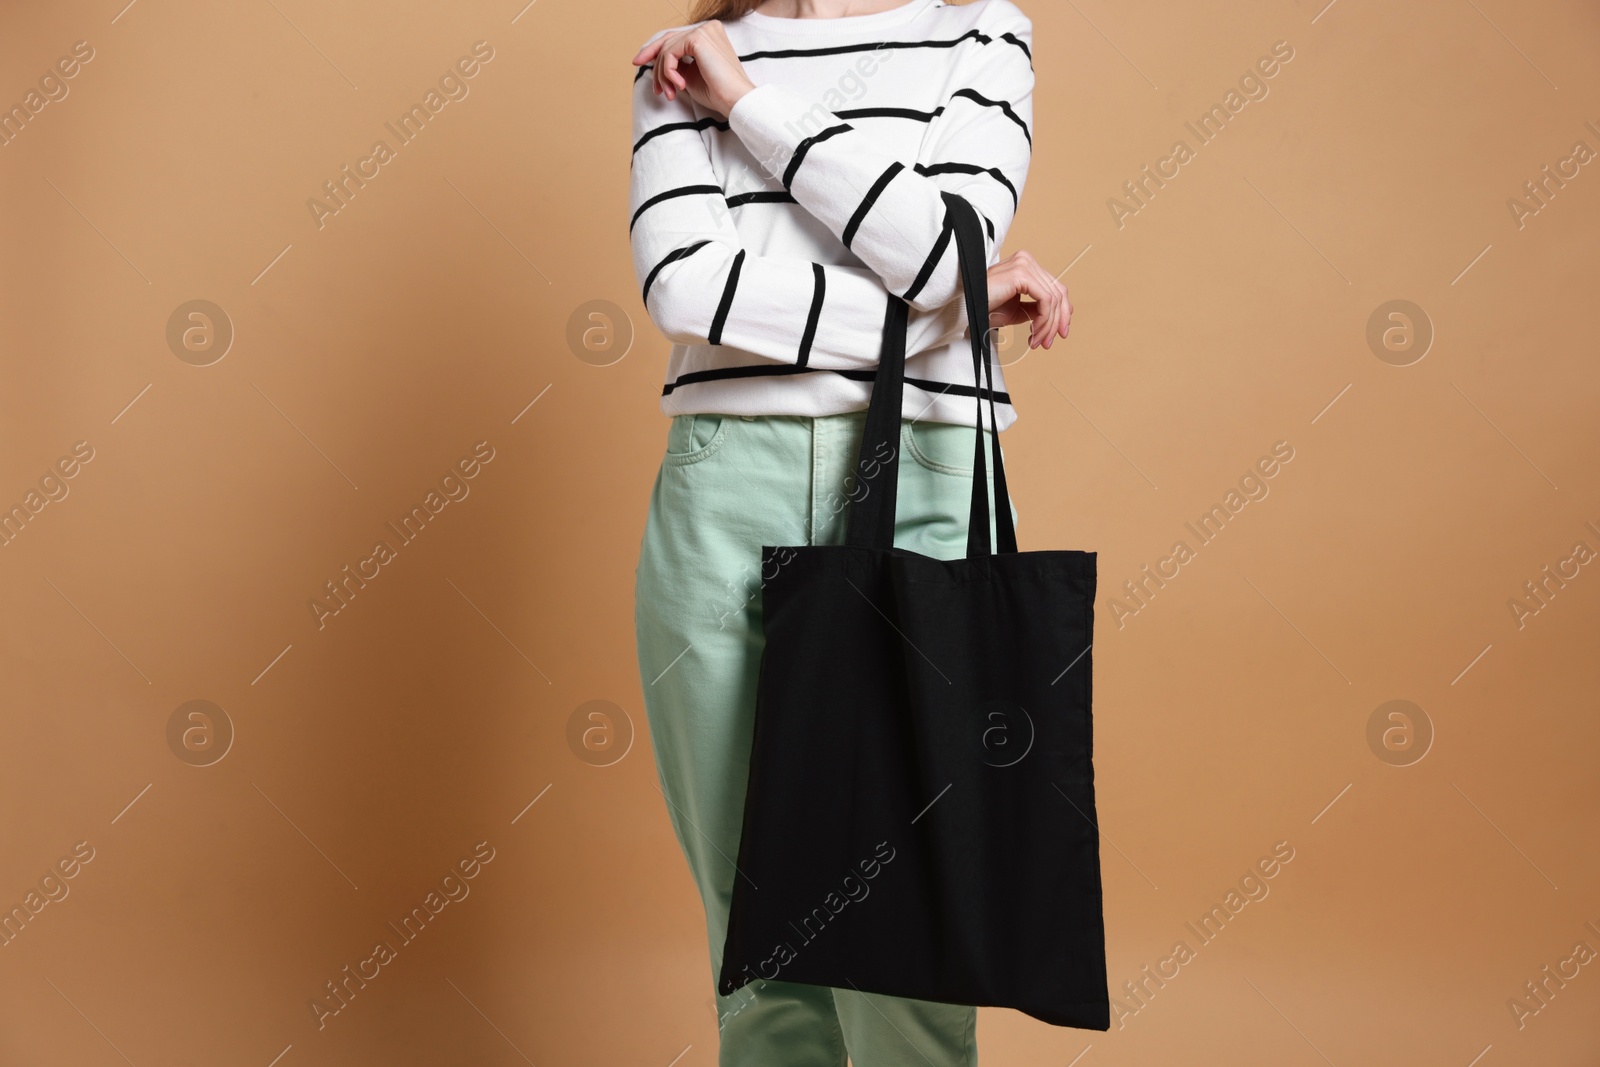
[629,1,1069,1063]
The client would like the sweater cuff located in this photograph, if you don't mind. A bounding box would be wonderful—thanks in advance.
[728,82,826,183]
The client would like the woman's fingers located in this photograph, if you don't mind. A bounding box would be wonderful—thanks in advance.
[1033,258,1069,349]
[1016,256,1060,349]
[995,290,1069,357]
[987,252,1074,350]
[1002,298,1056,354]
[989,296,1030,328]
[1018,254,1069,348]
[985,254,1036,347]
[639,22,752,115]
[988,259,1038,346]
[656,39,681,98]
[633,37,664,65]
[649,31,690,99]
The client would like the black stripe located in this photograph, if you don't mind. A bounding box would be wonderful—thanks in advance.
[1000,32,1032,64]
[635,64,651,82]
[707,249,746,345]
[902,215,954,305]
[642,241,711,303]
[981,212,994,243]
[797,264,826,368]
[633,117,729,155]
[630,184,722,233]
[915,161,1019,210]
[664,363,814,392]
[738,29,990,63]
[843,161,904,249]
[661,363,1013,407]
[662,97,1022,147]
[951,87,1031,146]
[900,372,1012,407]
[782,122,853,188]
[836,106,942,123]
[726,190,796,208]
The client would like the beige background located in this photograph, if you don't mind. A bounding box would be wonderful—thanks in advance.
[2,0,1598,1063]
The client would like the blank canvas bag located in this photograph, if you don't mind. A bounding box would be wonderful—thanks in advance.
[717,192,1110,1030]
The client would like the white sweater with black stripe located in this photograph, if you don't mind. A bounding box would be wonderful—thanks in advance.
[629,0,1034,431]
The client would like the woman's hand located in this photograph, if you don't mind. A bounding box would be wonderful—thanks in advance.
[633,21,756,118]
[986,250,1072,350]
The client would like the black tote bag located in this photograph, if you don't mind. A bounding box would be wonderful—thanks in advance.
[717,192,1109,1030]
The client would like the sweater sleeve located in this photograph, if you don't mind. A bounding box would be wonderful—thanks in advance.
[725,1,1034,314]
[630,64,969,370]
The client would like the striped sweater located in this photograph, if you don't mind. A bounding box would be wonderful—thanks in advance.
[629,0,1034,431]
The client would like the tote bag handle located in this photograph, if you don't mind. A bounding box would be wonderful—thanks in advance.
[845,192,1019,558]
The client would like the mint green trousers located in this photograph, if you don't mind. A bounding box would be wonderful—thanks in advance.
[634,410,1017,1067]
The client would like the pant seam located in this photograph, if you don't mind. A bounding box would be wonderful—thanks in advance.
[828,987,848,1067]
[807,418,816,544]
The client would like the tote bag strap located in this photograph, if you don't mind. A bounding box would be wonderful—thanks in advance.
[948,192,1019,558]
[844,192,1018,557]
